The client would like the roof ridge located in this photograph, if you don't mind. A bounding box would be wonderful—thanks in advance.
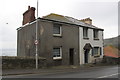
[42,13,103,30]
[64,15,97,27]
[42,13,64,18]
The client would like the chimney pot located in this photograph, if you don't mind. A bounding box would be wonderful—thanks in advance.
[28,6,30,10]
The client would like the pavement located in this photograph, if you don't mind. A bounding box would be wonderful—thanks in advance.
[2,65,82,76]
[2,64,118,76]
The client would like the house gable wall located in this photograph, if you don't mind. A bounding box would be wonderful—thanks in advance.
[17,20,80,66]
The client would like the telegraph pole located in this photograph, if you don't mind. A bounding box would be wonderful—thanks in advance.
[35,0,39,69]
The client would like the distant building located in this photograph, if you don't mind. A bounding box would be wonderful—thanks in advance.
[17,6,104,66]
[104,45,120,58]
[103,45,120,64]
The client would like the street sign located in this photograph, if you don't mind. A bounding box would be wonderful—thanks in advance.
[35,40,38,45]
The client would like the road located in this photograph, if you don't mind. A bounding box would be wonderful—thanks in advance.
[2,65,119,79]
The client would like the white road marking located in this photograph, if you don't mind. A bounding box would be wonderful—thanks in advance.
[97,73,119,78]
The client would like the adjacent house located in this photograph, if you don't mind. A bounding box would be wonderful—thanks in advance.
[17,6,104,66]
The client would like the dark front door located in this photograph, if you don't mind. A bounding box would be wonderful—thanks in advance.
[84,50,89,63]
[69,48,74,65]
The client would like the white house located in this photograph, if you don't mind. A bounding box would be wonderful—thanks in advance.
[79,18,104,64]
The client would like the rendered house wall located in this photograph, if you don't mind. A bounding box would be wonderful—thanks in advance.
[79,27,104,65]
[17,19,80,66]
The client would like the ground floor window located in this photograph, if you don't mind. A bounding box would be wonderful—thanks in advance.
[92,47,102,56]
[53,47,62,59]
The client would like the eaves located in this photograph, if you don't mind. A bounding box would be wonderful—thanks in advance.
[17,18,104,31]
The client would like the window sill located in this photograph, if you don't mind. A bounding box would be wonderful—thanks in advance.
[53,57,62,60]
[94,38,99,40]
[53,34,62,38]
[94,55,100,58]
[83,37,89,40]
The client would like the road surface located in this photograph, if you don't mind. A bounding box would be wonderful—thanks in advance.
[2,65,119,79]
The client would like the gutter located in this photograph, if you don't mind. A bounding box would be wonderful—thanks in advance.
[17,18,104,31]
[39,18,104,31]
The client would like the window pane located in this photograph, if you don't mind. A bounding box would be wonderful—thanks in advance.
[53,24,60,34]
[94,47,99,55]
[53,48,60,57]
[94,30,98,39]
[83,28,88,38]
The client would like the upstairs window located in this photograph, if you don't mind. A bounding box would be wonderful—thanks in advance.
[53,24,62,36]
[93,29,99,39]
[53,47,62,59]
[83,27,88,39]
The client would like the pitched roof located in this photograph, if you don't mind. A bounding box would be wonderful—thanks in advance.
[42,13,103,30]
[104,45,120,58]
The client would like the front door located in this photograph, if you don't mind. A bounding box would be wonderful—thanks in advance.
[69,48,74,65]
[84,50,89,63]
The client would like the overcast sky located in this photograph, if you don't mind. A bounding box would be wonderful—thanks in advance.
[0,0,119,49]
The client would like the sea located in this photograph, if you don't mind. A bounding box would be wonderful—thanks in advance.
[0,49,17,56]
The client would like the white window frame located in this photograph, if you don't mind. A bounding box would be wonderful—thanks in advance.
[53,24,62,36]
[92,47,101,56]
[53,47,62,60]
[93,29,99,39]
[83,27,88,38]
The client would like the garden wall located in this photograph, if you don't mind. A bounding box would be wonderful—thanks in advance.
[2,56,47,69]
[102,56,119,64]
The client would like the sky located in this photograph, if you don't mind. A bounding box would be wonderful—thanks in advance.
[0,0,119,50]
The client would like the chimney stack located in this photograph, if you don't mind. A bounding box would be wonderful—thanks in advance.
[80,18,92,25]
[22,6,36,25]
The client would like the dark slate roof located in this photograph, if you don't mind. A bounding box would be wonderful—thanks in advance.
[42,13,103,30]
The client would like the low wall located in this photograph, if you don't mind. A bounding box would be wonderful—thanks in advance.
[102,56,119,64]
[2,56,47,69]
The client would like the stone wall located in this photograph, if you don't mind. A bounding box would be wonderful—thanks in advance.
[2,56,47,69]
[102,56,119,64]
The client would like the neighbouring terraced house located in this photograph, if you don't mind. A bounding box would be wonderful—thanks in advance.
[17,6,104,66]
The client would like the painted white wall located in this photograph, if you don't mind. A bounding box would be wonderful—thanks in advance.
[79,27,103,65]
